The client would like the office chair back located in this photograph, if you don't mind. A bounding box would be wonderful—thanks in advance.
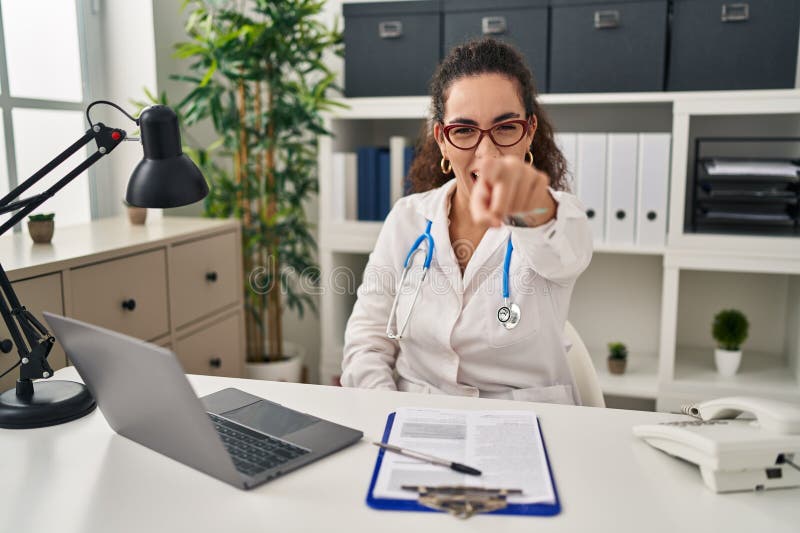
[564,321,606,408]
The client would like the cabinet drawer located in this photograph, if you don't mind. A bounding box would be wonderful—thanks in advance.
[344,1,441,97]
[70,249,169,341]
[550,0,668,93]
[175,313,243,378]
[444,0,549,92]
[0,273,66,392]
[169,231,240,328]
[667,0,800,91]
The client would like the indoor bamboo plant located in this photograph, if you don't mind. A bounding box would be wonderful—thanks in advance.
[171,0,343,379]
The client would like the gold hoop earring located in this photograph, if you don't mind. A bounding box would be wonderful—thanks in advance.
[440,157,452,174]
[525,150,534,166]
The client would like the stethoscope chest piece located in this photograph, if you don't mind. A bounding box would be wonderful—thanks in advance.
[497,302,521,330]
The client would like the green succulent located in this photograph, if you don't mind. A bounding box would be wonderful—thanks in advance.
[28,213,55,222]
[712,309,749,351]
[607,342,628,360]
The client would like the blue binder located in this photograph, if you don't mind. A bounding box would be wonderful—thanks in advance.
[366,412,562,516]
[376,148,391,220]
[357,147,378,221]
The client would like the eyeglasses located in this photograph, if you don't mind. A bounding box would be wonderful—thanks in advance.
[442,119,531,150]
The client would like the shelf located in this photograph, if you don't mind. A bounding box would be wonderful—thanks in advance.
[589,349,659,400]
[321,220,668,257]
[327,89,800,119]
[594,243,665,256]
[320,220,382,253]
[328,96,429,119]
[673,347,799,397]
[665,245,800,275]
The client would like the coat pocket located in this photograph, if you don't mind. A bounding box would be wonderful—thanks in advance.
[510,384,576,405]
[397,378,431,394]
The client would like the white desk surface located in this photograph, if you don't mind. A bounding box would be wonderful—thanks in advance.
[1,367,797,533]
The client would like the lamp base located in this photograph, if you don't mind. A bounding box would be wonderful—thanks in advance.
[0,380,96,429]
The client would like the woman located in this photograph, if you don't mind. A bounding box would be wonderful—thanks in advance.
[341,38,593,405]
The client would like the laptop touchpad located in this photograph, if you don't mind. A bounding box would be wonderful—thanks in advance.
[221,400,317,437]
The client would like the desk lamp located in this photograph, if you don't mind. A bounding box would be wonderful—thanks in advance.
[0,101,208,429]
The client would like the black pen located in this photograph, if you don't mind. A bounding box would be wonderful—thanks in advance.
[373,441,482,476]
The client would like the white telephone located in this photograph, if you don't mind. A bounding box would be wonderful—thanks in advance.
[633,396,800,493]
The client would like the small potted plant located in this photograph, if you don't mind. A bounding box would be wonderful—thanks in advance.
[712,309,749,377]
[27,213,55,244]
[607,342,628,375]
[123,200,147,225]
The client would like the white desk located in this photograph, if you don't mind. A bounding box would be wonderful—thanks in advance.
[1,367,797,533]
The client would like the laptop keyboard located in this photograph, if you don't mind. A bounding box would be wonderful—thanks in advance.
[209,413,310,476]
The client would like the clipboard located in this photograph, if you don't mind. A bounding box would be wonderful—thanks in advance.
[366,412,562,517]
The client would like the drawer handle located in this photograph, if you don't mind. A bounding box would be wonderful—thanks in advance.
[615,210,626,220]
[594,10,620,29]
[721,3,749,22]
[482,16,507,35]
[209,357,222,369]
[206,271,218,282]
[121,299,137,311]
[647,211,658,221]
[586,208,596,219]
[378,21,403,39]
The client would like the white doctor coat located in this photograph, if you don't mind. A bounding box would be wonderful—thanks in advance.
[341,178,593,405]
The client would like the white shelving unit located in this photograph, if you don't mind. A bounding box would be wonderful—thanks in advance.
[317,89,800,411]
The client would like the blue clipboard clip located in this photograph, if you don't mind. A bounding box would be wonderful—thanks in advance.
[401,485,524,519]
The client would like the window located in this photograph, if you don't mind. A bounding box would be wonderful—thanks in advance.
[0,0,98,231]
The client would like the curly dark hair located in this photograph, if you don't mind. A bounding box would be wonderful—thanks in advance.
[407,38,568,194]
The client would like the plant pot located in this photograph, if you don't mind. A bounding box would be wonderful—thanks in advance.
[607,358,627,375]
[127,206,147,225]
[714,348,742,377]
[245,341,306,383]
[28,220,54,244]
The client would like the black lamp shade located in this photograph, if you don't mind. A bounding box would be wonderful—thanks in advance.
[125,105,208,208]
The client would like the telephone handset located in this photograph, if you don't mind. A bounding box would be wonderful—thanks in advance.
[681,396,800,435]
[634,396,800,493]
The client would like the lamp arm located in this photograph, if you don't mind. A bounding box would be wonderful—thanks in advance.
[0,123,126,236]
[0,123,126,396]
[0,129,94,209]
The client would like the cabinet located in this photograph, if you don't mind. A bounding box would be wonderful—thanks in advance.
[0,217,245,392]
[317,90,800,411]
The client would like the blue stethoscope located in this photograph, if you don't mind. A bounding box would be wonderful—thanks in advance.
[386,219,520,340]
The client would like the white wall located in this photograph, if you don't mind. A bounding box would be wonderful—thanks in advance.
[92,0,159,219]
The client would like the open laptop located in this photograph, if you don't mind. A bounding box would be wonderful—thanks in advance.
[43,312,363,490]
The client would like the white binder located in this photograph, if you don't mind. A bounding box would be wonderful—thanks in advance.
[576,133,607,244]
[331,152,347,221]
[636,134,671,247]
[332,152,358,221]
[344,152,358,220]
[606,134,638,245]
[554,133,577,190]
[389,136,408,206]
